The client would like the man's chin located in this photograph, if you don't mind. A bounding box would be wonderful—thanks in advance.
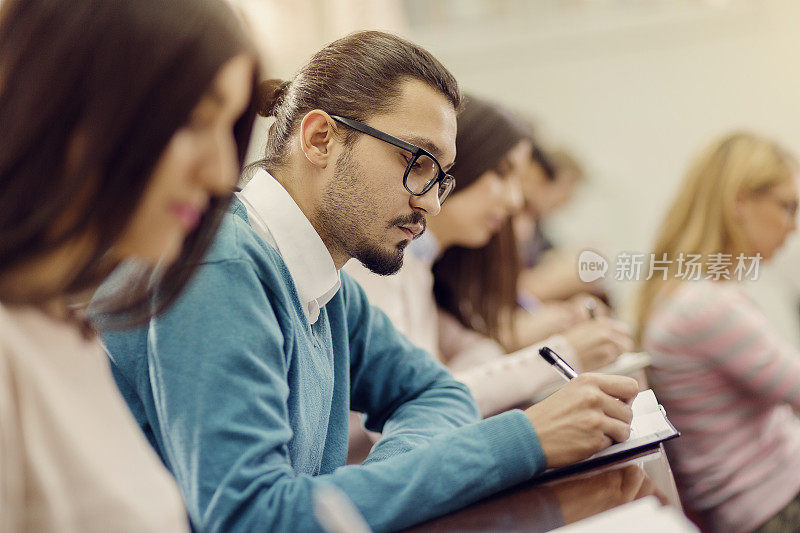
[355,245,405,276]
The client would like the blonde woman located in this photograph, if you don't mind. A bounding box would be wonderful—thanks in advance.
[636,132,800,533]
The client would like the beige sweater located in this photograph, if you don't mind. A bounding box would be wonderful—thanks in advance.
[0,303,188,532]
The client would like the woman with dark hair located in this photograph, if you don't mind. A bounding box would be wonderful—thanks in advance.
[0,0,258,529]
[347,96,633,416]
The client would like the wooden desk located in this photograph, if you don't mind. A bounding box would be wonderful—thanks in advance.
[403,445,681,532]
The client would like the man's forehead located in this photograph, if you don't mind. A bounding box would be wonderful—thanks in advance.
[368,91,458,166]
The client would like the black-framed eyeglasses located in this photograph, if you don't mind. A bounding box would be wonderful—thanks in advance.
[330,115,455,205]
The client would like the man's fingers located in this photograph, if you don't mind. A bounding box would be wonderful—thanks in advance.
[592,374,639,402]
[601,417,632,444]
[601,394,634,424]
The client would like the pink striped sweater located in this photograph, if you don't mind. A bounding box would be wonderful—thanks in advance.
[643,280,800,533]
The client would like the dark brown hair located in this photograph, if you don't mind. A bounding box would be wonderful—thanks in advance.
[0,0,259,327]
[249,30,461,172]
[432,96,531,342]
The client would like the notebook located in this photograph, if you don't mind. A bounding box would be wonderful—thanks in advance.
[537,389,679,481]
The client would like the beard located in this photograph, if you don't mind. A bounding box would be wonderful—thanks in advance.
[316,147,424,276]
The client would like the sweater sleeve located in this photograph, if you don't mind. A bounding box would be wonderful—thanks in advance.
[102,256,546,533]
[342,273,482,459]
[666,283,800,409]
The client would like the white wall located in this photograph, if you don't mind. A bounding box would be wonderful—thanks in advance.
[407,0,800,345]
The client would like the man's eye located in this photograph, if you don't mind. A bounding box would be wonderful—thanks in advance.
[402,155,421,169]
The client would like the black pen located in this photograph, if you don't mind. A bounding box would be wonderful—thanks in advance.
[539,346,579,381]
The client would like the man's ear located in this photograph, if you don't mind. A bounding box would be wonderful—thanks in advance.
[297,110,338,169]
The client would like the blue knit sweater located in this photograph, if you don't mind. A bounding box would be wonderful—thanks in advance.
[100,199,546,532]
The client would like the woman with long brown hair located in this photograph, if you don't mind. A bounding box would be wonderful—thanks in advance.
[0,0,258,529]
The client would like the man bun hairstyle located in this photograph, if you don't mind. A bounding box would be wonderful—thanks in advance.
[256,79,290,117]
[253,30,461,171]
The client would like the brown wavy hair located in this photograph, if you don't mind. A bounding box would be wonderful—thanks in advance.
[0,0,260,327]
[432,96,532,343]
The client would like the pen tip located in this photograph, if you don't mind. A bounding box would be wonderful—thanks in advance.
[539,346,555,364]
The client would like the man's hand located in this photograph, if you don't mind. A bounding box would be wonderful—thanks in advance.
[524,374,639,468]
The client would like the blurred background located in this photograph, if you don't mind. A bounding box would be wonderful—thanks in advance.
[232,0,800,347]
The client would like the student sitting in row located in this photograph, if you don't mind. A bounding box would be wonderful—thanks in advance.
[347,95,633,416]
[0,0,258,529]
[98,31,639,532]
[637,132,800,533]
[516,147,605,303]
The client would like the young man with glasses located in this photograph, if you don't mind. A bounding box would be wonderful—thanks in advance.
[99,31,639,532]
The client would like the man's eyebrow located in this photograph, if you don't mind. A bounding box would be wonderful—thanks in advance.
[401,134,453,167]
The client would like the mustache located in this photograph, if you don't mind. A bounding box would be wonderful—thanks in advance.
[388,212,426,234]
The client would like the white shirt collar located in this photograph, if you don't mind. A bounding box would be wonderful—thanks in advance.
[237,169,340,324]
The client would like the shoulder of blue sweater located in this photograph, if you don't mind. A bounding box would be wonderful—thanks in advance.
[339,268,357,290]
[196,199,295,296]
[203,199,280,267]
[202,198,312,318]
